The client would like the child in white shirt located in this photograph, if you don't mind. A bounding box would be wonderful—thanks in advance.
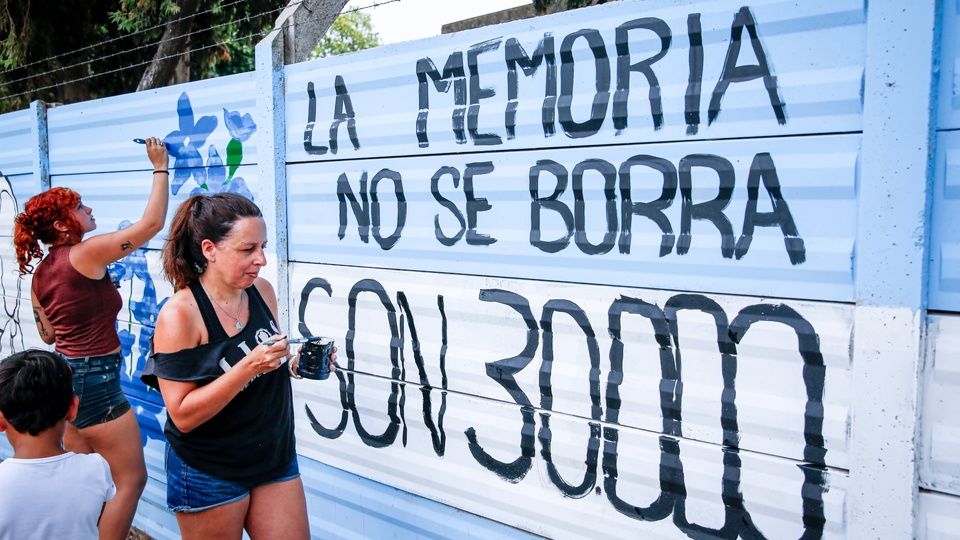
[0,349,116,540]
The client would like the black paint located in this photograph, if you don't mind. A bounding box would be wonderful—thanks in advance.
[677,154,736,258]
[464,162,497,246]
[329,75,361,154]
[505,34,557,139]
[417,53,467,147]
[708,6,787,126]
[465,289,539,482]
[431,166,466,246]
[684,14,704,136]
[613,17,671,133]
[529,159,574,253]
[559,29,610,139]
[336,169,406,250]
[297,279,830,537]
[468,38,504,146]
[572,158,618,255]
[302,78,361,156]
[618,155,677,257]
[735,152,806,265]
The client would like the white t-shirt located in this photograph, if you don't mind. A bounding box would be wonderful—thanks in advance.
[0,451,116,540]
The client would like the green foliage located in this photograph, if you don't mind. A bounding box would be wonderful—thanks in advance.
[0,0,283,113]
[309,9,380,60]
[109,0,181,33]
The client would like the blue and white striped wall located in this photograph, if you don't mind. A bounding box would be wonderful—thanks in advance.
[0,0,954,538]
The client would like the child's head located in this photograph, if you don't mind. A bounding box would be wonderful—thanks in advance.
[0,349,74,436]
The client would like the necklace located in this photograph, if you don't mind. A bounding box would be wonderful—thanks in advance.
[201,282,245,330]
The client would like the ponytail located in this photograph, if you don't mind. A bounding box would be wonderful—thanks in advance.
[12,188,81,275]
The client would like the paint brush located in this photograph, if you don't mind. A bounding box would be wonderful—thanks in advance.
[264,337,318,346]
[133,138,170,149]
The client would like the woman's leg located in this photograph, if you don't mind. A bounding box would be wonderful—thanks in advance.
[75,409,148,540]
[63,422,94,453]
[244,477,310,540]
[175,497,250,540]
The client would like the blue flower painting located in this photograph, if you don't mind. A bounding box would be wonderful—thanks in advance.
[108,220,166,444]
[161,94,257,201]
[164,93,218,196]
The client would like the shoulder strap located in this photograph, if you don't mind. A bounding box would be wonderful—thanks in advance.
[245,283,276,326]
[187,280,230,342]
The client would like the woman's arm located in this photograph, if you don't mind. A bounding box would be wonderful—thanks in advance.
[255,277,337,374]
[71,141,170,277]
[30,287,55,345]
[153,291,291,433]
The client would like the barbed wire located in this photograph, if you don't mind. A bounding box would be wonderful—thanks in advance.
[0,0,289,76]
[0,0,399,105]
[0,1,297,91]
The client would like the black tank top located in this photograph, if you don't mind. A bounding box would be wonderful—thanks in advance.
[141,282,295,484]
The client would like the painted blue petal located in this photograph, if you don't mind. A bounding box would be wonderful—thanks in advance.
[207,145,226,187]
[225,176,255,201]
[176,93,195,134]
[118,327,135,361]
[224,108,257,142]
[163,130,188,158]
[107,262,127,283]
[191,115,219,148]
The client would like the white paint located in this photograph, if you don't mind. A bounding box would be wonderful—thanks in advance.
[287,0,865,162]
[848,306,923,538]
[289,262,849,537]
[848,0,937,537]
[287,133,859,301]
[921,315,960,496]
[918,491,960,539]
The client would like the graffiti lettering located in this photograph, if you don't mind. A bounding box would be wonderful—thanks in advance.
[336,169,407,250]
[298,277,827,537]
[304,77,362,156]
[530,152,805,263]
[301,278,448,455]
[431,161,497,246]
[414,6,785,147]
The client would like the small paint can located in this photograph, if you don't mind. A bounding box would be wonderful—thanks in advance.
[297,337,334,380]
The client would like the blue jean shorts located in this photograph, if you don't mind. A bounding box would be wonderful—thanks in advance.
[62,352,131,429]
[165,445,301,513]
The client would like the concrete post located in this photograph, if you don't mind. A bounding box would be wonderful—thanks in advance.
[848,0,939,537]
[274,0,351,64]
[255,29,290,332]
[30,100,49,191]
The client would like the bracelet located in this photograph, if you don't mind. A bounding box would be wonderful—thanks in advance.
[289,361,303,379]
[153,170,169,175]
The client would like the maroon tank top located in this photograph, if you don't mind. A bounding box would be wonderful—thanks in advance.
[32,245,122,358]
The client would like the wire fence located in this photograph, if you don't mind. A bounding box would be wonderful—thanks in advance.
[0,0,400,107]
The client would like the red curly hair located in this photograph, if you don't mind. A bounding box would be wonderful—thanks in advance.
[14,187,83,275]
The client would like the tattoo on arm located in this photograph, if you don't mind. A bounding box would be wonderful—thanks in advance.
[121,241,133,251]
[33,307,49,337]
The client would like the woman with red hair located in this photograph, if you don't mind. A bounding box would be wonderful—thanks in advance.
[12,137,169,540]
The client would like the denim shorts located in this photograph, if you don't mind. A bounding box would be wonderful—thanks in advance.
[165,445,301,513]
[62,352,131,429]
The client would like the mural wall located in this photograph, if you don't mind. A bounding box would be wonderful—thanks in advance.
[0,0,953,538]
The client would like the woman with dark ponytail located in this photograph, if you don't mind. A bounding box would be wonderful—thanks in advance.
[142,192,332,539]
[12,138,169,540]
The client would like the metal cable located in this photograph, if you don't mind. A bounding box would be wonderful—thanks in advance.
[0,0,287,75]
[0,0,399,104]
[0,1,296,89]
